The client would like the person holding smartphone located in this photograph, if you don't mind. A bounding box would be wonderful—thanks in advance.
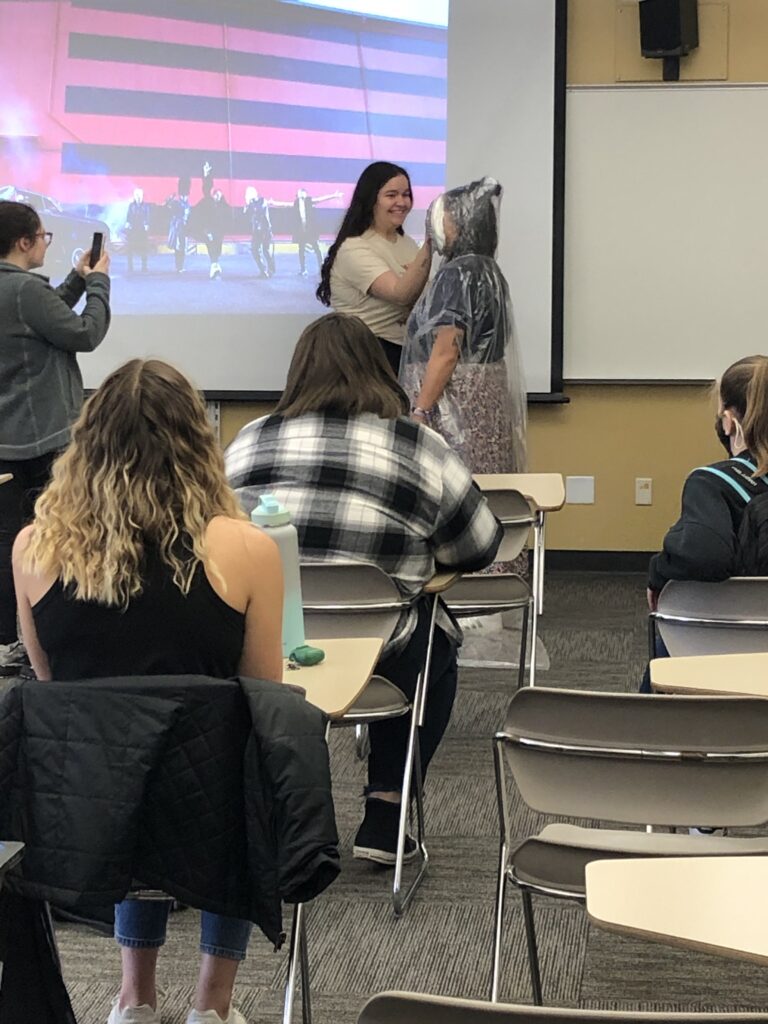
[0,200,111,675]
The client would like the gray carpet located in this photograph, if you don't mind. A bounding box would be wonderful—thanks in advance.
[54,572,768,1022]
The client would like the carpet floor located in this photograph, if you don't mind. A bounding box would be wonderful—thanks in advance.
[54,572,768,1022]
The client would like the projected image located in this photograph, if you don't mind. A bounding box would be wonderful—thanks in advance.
[0,0,446,315]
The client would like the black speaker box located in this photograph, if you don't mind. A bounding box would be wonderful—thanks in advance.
[639,0,699,57]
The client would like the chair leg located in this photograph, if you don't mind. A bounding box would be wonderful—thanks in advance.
[528,591,539,686]
[490,842,508,1001]
[392,703,428,917]
[299,904,312,1024]
[517,601,530,691]
[521,888,543,1006]
[535,511,546,616]
[283,902,309,1024]
[354,724,370,761]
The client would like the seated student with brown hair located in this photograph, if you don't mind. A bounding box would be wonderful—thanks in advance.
[225,312,502,864]
[13,358,283,1024]
[642,354,768,692]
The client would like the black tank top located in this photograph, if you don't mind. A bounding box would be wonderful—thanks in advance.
[32,549,245,682]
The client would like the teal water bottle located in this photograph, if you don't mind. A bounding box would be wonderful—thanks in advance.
[250,494,306,658]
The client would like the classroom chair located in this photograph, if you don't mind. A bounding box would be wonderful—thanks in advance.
[492,687,768,1005]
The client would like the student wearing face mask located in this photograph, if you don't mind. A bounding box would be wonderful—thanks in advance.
[641,355,768,691]
[647,355,768,607]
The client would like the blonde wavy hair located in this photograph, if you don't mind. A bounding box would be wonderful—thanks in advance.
[24,358,245,606]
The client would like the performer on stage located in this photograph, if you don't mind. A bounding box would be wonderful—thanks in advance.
[270,187,341,277]
[244,187,274,278]
[165,177,190,274]
[125,188,150,274]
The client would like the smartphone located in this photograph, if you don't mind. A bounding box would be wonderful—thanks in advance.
[89,231,104,268]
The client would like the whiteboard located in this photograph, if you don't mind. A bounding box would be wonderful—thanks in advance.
[564,85,768,381]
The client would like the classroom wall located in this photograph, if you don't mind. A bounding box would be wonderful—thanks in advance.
[221,0,767,554]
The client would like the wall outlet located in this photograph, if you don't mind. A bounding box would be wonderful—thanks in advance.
[635,477,653,505]
[565,475,595,504]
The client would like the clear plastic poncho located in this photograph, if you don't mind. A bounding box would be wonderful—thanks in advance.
[399,177,527,473]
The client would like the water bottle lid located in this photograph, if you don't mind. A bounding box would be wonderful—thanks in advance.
[251,493,292,526]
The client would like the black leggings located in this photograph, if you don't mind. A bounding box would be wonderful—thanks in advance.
[376,337,403,378]
[0,452,57,644]
[367,598,458,792]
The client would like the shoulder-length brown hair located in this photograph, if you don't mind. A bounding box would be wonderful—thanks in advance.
[276,313,409,419]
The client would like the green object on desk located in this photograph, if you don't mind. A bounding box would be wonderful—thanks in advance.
[289,644,325,667]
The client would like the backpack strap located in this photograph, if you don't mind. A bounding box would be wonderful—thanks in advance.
[696,466,754,504]
[730,456,768,487]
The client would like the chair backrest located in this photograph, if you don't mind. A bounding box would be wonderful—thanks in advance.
[300,561,407,643]
[499,686,768,827]
[654,578,768,656]
[481,489,534,563]
[358,991,768,1024]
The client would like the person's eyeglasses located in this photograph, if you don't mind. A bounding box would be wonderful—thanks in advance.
[35,231,53,247]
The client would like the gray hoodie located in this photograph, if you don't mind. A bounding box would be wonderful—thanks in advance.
[0,262,110,459]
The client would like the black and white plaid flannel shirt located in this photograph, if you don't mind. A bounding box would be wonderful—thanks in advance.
[225,412,503,653]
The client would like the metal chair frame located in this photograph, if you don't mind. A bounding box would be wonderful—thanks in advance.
[446,490,537,685]
[301,561,439,916]
[359,989,768,1024]
[491,687,768,1006]
[650,578,768,660]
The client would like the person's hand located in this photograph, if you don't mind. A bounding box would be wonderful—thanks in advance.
[646,587,659,611]
[81,249,110,277]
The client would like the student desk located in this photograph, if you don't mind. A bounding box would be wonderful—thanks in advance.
[473,473,565,616]
[586,856,768,966]
[651,652,768,698]
[283,636,383,719]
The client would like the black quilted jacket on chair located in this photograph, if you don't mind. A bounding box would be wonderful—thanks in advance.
[0,674,339,947]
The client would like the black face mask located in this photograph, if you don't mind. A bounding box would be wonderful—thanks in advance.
[715,416,731,454]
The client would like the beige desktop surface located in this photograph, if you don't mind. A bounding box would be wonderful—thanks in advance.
[651,653,768,698]
[473,473,565,511]
[586,856,768,966]
[283,636,383,719]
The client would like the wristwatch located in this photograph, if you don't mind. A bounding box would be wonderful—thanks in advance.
[411,405,433,421]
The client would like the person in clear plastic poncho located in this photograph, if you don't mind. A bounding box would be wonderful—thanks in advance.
[400,177,527,474]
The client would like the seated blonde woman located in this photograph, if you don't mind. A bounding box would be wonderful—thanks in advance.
[13,358,283,1024]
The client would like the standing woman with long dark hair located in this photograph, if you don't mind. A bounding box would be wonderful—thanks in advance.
[316,161,432,376]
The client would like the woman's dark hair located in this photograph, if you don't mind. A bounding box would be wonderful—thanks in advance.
[276,313,409,419]
[719,355,768,474]
[0,201,41,259]
[316,161,412,306]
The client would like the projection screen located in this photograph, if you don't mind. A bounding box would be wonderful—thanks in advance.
[0,0,564,396]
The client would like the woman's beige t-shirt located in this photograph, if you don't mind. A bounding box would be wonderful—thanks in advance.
[330,228,420,345]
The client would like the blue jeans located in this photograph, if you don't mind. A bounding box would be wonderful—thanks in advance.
[640,633,670,693]
[114,899,252,961]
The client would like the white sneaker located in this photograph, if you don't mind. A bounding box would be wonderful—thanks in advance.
[186,1008,247,1024]
[209,262,222,279]
[107,1001,161,1024]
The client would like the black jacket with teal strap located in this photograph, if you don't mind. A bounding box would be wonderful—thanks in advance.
[648,452,768,593]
